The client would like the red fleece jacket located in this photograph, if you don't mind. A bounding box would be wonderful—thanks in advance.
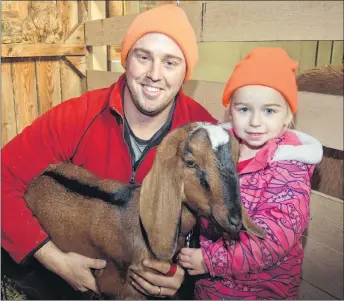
[1,74,217,264]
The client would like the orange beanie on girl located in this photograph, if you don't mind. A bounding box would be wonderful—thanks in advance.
[121,4,198,82]
[222,47,299,113]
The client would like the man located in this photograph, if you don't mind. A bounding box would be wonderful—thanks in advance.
[1,4,217,299]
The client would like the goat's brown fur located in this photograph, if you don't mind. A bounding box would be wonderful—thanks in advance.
[25,122,265,299]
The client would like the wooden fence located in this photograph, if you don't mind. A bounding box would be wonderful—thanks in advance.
[1,0,88,146]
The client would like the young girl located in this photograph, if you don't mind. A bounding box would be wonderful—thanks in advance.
[178,47,323,300]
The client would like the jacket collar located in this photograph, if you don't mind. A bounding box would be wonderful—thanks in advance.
[108,73,192,129]
[271,129,323,164]
[108,73,126,117]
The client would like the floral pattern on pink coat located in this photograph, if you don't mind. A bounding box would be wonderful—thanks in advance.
[195,130,322,300]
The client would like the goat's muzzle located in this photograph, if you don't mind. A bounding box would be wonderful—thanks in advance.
[212,142,243,236]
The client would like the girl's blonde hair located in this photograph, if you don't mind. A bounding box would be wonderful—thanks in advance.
[286,105,295,129]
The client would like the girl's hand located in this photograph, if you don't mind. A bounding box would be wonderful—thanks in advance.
[130,259,185,298]
[178,248,208,275]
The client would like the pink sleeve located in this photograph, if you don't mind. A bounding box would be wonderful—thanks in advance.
[200,161,314,278]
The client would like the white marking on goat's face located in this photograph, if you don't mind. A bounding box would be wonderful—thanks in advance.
[197,123,229,150]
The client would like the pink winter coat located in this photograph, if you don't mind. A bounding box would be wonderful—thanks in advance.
[195,129,323,300]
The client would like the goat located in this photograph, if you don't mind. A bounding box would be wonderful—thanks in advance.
[24,122,266,300]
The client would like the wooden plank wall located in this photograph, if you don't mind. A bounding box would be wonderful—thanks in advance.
[102,2,343,82]
[86,1,344,45]
[201,2,343,42]
[1,0,88,147]
[193,41,343,83]
[300,192,343,300]
[108,40,343,81]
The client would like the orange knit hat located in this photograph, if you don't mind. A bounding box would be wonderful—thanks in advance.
[222,47,299,113]
[121,4,198,82]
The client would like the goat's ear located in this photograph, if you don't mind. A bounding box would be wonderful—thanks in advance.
[218,122,240,167]
[139,125,193,260]
[241,205,266,239]
[230,135,240,167]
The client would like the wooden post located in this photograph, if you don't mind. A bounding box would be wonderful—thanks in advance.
[1,62,17,147]
[36,58,62,114]
[108,1,124,73]
[123,1,140,15]
[87,1,107,71]
[108,1,123,17]
[12,60,39,134]
[332,41,344,64]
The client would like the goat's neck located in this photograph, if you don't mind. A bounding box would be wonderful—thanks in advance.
[175,205,196,253]
[180,205,196,236]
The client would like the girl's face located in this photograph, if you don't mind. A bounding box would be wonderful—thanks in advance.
[229,85,292,151]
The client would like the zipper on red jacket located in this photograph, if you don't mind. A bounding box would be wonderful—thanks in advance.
[128,109,175,183]
[110,108,134,183]
[129,172,136,184]
[128,115,174,184]
[129,144,159,184]
[111,95,176,184]
[110,107,158,185]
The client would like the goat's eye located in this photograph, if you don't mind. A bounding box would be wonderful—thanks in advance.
[185,160,196,168]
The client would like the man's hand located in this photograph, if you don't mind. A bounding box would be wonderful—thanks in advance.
[34,241,106,292]
[130,259,184,297]
[178,248,208,275]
